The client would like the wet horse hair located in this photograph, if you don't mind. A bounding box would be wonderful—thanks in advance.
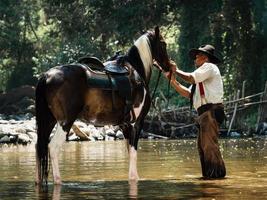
[35,26,170,185]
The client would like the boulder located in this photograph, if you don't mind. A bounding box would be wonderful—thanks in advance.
[0,85,35,116]
[256,122,267,135]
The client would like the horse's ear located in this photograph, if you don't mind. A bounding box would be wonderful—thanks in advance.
[155,26,160,38]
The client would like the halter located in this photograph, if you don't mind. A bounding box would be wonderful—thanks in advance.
[146,30,171,106]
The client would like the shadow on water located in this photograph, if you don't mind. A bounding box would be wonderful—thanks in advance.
[0,180,229,200]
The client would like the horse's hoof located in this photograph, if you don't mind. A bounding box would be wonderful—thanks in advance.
[35,181,40,185]
[54,177,62,185]
[35,178,41,185]
[54,180,62,185]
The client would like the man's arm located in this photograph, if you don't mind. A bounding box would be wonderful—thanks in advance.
[169,61,195,84]
[175,69,195,84]
[170,79,191,99]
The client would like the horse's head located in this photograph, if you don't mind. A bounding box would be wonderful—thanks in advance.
[147,26,170,72]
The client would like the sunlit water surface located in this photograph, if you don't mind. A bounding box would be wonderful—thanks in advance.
[0,138,267,199]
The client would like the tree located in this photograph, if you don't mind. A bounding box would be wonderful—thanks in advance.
[0,0,39,90]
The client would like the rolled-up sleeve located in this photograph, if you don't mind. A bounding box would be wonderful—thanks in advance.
[191,63,215,83]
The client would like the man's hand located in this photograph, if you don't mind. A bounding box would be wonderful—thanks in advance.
[168,60,195,84]
[169,60,178,73]
[164,71,176,82]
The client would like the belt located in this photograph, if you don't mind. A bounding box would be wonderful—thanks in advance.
[197,103,223,116]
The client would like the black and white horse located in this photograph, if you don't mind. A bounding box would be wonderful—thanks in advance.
[35,27,170,185]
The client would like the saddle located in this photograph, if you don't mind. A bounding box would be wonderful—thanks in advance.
[77,55,142,122]
[78,55,128,74]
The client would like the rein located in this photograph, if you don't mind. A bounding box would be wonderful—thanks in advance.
[151,62,171,109]
[150,66,162,102]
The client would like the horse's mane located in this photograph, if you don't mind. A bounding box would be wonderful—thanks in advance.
[134,34,153,79]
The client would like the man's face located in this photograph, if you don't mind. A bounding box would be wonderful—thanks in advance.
[194,53,208,67]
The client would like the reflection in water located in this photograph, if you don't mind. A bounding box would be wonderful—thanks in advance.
[128,180,138,199]
[0,138,267,199]
[52,185,61,200]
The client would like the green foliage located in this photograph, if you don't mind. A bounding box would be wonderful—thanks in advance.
[0,0,266,108]
[0,0,40,90]
[178,0,221,72]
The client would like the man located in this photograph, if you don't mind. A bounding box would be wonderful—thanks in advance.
[165,44,226,179]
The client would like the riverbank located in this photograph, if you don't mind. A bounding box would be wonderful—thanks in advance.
[0,85,267,145]
[0,115,126,145]
[1,114,267,145]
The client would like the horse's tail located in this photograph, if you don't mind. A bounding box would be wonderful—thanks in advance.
[35,74,55,184]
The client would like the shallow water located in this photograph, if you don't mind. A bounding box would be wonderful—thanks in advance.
[0,138,267,199]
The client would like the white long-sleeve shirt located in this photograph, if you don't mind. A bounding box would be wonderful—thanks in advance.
[190,62,224,110]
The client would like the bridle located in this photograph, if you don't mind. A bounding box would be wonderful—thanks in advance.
[147,31,172,108]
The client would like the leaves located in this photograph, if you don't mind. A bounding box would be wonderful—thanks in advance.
[0,0,266,107]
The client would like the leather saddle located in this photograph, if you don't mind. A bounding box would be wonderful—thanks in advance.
[77,56,142,122]
[78,56,128,74]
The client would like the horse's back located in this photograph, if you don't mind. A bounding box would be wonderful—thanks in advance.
[42,64,125,125]
[43,64,88,122]
[45,64,87,86]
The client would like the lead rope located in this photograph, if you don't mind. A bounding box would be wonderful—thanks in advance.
[151,62,172,109]
[151,68,162,100]
[166,71,172,109]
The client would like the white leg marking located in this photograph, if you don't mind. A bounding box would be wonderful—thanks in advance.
[133,89,147,120]
[129,146,139,180]
[49,123,66,184]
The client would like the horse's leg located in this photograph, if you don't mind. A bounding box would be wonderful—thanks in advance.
[126,125,140,180]
[48,123,66,184]
[120,124,139,180]
[129,140,139,180]
[127,90,151,181]
[49,121,74,184]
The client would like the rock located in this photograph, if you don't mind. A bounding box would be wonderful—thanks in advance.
[229,131,241,137]
[9,135,18,143]
[256,122,267,135]
[104,126,116,137]
[105,135,115,141]
[115,130,124,139]
[0,85,35,116]
[14,128,27,134]
[88,136,96,142]
[26,131,37,142]
[68,133,80,141]
[18,134,32,144]
[0,135,10,143]
[71,124,90,141]
[0,120,9,124]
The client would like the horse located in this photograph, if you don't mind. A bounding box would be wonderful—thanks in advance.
[35,26,170,185]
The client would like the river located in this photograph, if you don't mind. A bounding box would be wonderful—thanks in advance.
[0,138,267,199]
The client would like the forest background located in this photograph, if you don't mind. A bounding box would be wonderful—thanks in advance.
[0,0,267,109]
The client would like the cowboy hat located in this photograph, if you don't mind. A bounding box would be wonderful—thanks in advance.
[189,44,222,64]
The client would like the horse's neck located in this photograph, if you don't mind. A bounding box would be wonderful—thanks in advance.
[127,46,151,85]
